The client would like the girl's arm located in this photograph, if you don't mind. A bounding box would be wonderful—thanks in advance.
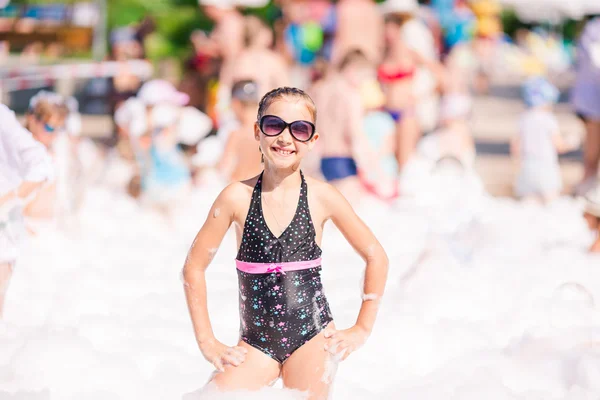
[320,185,389,360]
[183,184,248,371]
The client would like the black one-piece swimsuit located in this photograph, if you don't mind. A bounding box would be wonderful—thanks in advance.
[235,171,333,363]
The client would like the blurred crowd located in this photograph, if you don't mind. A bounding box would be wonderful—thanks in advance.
[2,0,600,315]
[101,0,600,218]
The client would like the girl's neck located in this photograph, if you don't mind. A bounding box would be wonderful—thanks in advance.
[261,164,302,192]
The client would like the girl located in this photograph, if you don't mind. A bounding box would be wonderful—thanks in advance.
[0,103,55,317]
[183,87,389,399]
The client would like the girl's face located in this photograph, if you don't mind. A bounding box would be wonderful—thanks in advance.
[254,98,318,170]
[28,113,65,149]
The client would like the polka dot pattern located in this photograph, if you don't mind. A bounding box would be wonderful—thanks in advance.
[236,171,322,263]
[235,171,333,363]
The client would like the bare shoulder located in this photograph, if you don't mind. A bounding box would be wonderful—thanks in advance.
[220,176,257,203]
[304,176,348,214]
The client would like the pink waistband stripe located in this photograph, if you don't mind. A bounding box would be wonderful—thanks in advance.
[236,258,322,274]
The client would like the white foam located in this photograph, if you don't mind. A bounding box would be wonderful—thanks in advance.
[1,177,600,399]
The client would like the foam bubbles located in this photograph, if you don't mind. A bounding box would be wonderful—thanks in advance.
[1,184,600,399]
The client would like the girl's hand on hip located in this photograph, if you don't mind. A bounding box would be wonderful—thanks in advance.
[323,325,369,361]
[199,338,248,372]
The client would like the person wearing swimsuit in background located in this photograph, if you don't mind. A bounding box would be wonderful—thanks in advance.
[379,7,443,172]
[311,49,382,201]
[183,87,388,399]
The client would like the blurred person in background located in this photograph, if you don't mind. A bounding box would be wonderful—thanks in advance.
[280,0,332,88]
[180,29,222,117]
[360,104,399,201]
[124,80,212,197]
[0,104,55,318]
[108,26,144,118]
[111,80,191,198]
[332,0,384,65]
[394,0,441,136]
[379,1,443,172]
[412,41,478,170]
[218,80,263,182]
[571,15,600,196]
[470,0,502,94]
[140,105,193,212]
[200,0,245,64]
[511,77,579,203]
[416,91,474,167]
[220,15,290,101]
[583,186,600,252]
[48,96,88,227]
[311,49,383,200]
[21,92,69,221]
[199,0,249,132]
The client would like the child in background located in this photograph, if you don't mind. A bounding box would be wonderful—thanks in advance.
[53,96,88,224]
[142,104,192,207]
[142,104,212,209]
[111,79,198,197]
[0,104,55,317]
[218,80,263,182]
[511,77,578,203]
[360,78,400,200]
[21,92,69,220]
[583,186,600,253]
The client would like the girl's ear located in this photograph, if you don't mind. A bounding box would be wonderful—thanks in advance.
[254,122,260,141]
[307,132,319,150]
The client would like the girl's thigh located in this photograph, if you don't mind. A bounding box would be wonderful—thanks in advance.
[210,340,281,391]
[281,322,337,400]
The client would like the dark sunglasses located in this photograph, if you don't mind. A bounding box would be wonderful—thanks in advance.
[259,115,316,143]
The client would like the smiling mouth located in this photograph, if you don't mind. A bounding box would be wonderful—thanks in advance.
[272,147,296,156]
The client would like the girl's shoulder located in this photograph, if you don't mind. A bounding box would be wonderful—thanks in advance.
[304,175,348,208]
[217,175,259,208]
[304,175,330,195]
